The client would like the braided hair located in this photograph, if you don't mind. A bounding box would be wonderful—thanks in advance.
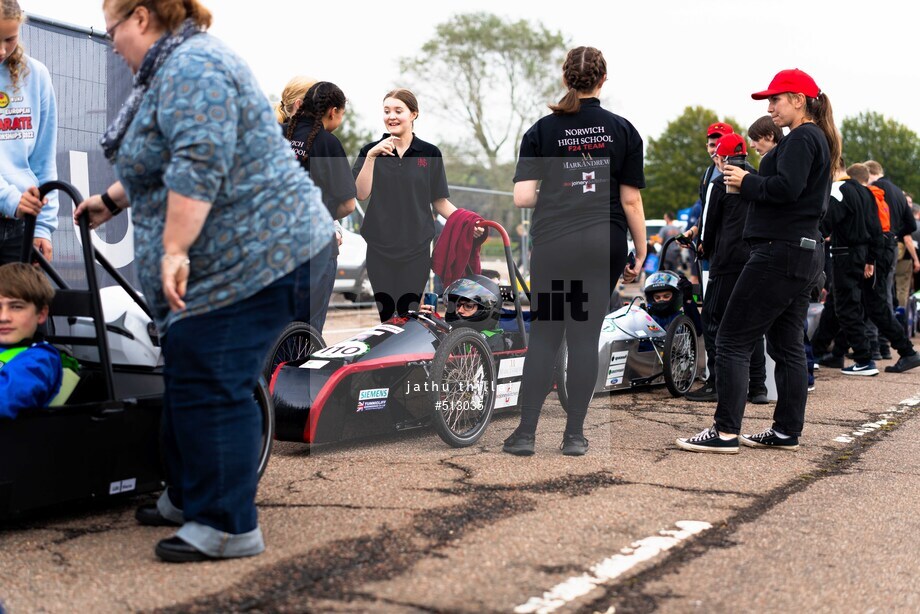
[1,0,29,92]
[286,81,346,157]
[549,46,607,115]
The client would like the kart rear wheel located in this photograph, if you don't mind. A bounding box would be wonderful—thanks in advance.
[663,314,698,397]
[554,336,571,412]
[255,378,274,479]
[263,321,326,380]
[429,328,496,447]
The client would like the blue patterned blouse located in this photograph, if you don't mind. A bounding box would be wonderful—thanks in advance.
[112,34,332,330]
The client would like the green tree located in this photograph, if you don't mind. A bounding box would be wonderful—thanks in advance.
[336,113,375,162]
[643,106,747,218]
[841,111,920,197]
[399,12,567,167]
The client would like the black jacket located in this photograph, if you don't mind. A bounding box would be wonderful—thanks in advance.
[701,174,754,276]
[821,177,884,265]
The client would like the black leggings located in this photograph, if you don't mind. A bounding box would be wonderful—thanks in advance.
[366,246,432,322]
[517,224,627,436]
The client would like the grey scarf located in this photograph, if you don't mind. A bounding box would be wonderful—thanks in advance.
[101,19,203,162]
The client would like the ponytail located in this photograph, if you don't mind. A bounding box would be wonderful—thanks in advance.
[1,0,28,91]
[549,89,582,115]
[807,93,841,181]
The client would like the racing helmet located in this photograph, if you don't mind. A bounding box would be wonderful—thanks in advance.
[643,270,682,318]
[443,274,501,331]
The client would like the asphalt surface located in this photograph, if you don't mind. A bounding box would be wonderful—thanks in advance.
[2,302,920,613]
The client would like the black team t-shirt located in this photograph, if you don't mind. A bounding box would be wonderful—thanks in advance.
[288,120,357,220]
[352,134,450,261]
[512,98,645,244]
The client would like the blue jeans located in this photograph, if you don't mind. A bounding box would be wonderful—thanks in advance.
[159,267,297,557]
[294,238,334,334]
[714,240,823,437]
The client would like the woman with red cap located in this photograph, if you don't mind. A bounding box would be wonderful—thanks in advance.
[677,68,839,454]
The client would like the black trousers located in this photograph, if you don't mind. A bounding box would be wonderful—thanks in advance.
[517,224,627,435]
[862,243,913,356]
[0,218,25,265]
[702,272,767,392]
[830,246,872,363]
[366,246,432,322]
[713,240,823,437]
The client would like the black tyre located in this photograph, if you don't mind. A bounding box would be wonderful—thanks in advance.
[263,321,326,380]
[429,328,496,447]
[254,378,274,479]
[663,314,698,397]
[554,336,571,412]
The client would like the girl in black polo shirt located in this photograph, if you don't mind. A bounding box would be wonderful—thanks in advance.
[285,81,357,334]
[503,47,647,457]
[353,88,461,322]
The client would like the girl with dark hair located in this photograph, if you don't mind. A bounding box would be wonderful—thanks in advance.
[677,68,837,454]
[502,46,647,457]
[0,0,58,264]
[353,88,466,322]
[285,81,356,333]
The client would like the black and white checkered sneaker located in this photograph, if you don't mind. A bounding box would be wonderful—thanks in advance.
[676,426,739,454]
[740,428,799,450]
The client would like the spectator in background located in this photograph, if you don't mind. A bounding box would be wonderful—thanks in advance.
[285,81,356,334]
[746,114,784,157]
[76,0,333,562]
[0,0,58,264]
[910,195,920,293]
[865,161,919,311]
[274,75,315,125]
[659,211,682,272]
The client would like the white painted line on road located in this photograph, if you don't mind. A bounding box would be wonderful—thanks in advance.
[833,397,920,443]
[514,521,712,614]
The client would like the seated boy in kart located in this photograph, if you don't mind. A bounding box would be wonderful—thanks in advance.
[0,262,67,419]
[419,274,506,350]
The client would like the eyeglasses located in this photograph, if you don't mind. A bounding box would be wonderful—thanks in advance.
[105,8,136,41]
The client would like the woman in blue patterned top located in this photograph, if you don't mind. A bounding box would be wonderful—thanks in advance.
[74,0,333,563]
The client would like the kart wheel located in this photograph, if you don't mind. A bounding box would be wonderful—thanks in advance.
[663,314,698,397]
[554,335,571,412]
[263,321,326,380]
[255,378,274,479]
[429,328,497,447]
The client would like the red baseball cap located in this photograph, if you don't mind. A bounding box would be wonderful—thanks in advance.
[751,68,820,100]
[715,133,747,157]
[707,122,734,137]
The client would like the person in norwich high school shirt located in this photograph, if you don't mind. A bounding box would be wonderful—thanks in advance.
[502,46,647,457]
[0,0,58,264]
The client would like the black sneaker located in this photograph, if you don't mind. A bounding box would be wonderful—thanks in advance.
[747,389,769,404]
[685,382,718,402]
[560,434,589,456]
[675,426,739,454]
[502,431,535,456]
[817,353,844,369]
[841,361,879,376]
[884,352,920,373]
[879,346,893,360]
[740,428,799,450]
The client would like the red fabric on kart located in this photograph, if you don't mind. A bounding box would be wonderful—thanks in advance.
[431,208,489,286]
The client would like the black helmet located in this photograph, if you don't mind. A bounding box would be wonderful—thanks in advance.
[643,270,682,318]
[443,275,501,331]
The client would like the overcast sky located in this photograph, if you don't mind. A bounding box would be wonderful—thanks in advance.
[22,0,920,154]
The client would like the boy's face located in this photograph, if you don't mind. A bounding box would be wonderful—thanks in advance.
[0,295,48,345]
[652,290,673,303]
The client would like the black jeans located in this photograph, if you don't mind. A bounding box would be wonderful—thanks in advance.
[862,242,913,356]
[703,272,767,392]
[714,240,823,436]
[831,246,872,363]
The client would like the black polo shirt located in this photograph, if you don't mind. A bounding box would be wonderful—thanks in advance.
[353,134,450,261]
[512,98,645,243]
[287,119,356,220]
